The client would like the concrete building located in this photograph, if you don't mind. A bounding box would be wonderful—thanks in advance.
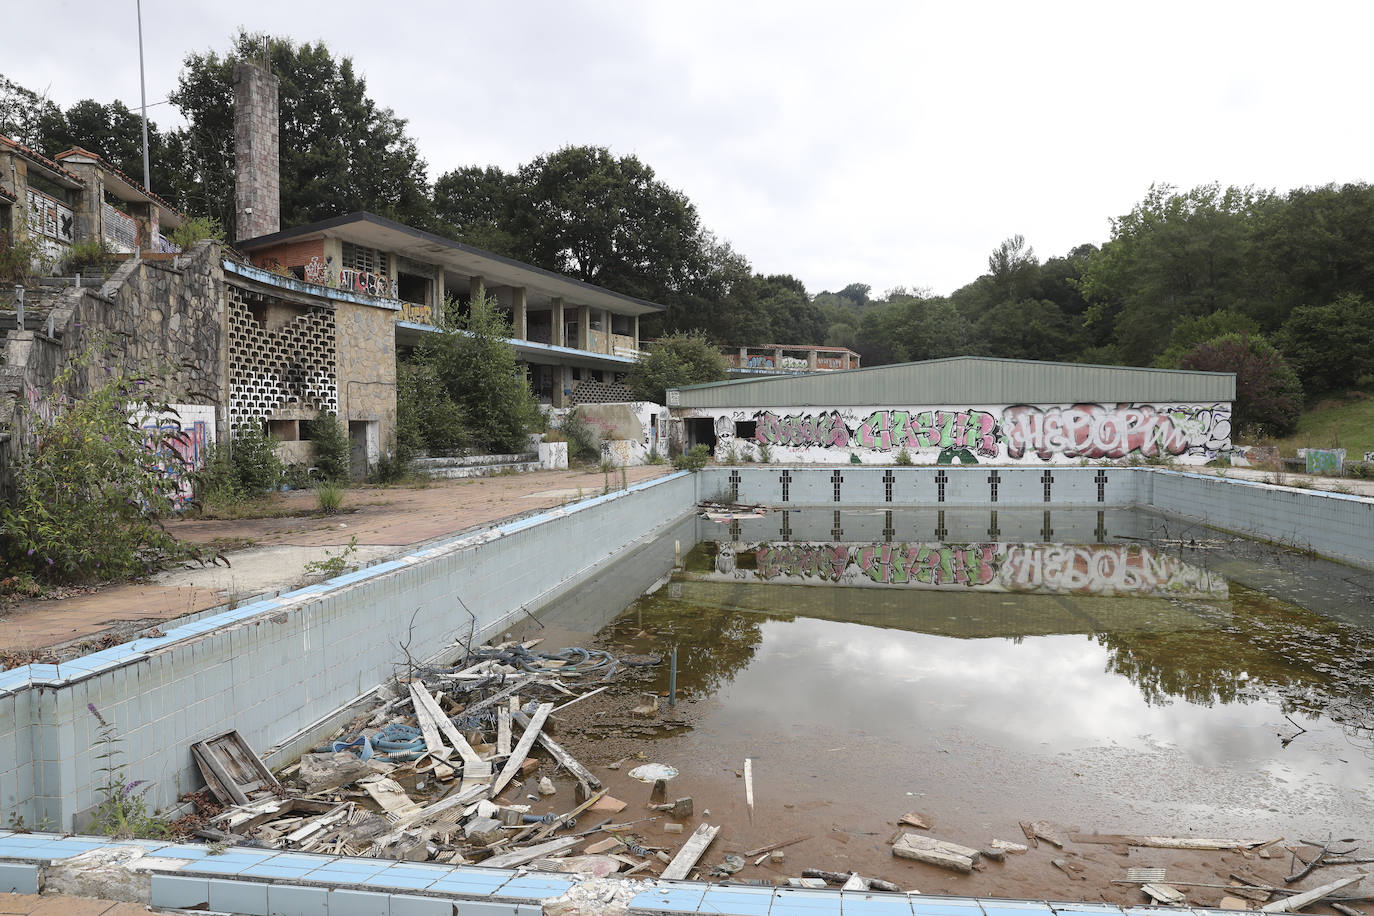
[236,211,665,407]
[0,136,185,262]
[724,343,861,376]
[668,356,1236,465]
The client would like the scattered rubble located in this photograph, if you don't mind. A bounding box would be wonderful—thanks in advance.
[181,635,1369,906]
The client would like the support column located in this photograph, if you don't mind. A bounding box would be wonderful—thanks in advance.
[842,351,851,369]
[469,275,485,305]
[808,349,818,370]
[435,271,446,324]
[551,297,565,347]
[512,286,527,341]
[774,348,784,369]
[633,315,640,350]
[577,305,590,350]
[602,309,613,353]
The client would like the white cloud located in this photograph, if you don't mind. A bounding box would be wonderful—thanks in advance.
[13,0,1374,296]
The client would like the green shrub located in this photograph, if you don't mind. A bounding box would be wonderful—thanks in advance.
[0,228,43,283]
[646,447,665,465]
[168,216,225,252]
[1,360,204,583]
[60,238,116,277]
[673,444,711,472]
[229,422,283,495]
[561,409,602,462]
[894,448,913,466]
[304,411,350,482]
[757,443,772,464]
[281,463,314,490]
[315,481,344,515]
[396,359,467,458]
[87,704,168,839]
[371,451,408,484]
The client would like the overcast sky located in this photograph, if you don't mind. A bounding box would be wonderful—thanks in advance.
[13,1,1374,296]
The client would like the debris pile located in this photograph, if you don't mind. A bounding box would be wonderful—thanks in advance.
[188,639,706,877]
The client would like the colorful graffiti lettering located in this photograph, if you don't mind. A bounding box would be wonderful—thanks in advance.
[141,419,210,509]
[755,544,849,581]
[732,542,1223,597]
[858,543,999,586]
[304,255,327,283]
[1304,448,1345,475]
[398,301,435,324]
[337,267,392,298]
[856,409,999,456]
[1001,403,1229,460]
[754,410,850,449]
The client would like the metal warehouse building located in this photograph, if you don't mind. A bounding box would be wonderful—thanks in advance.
[666,356,1236,466]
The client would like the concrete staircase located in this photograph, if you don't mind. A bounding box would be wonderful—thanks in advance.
[410,452,542,479]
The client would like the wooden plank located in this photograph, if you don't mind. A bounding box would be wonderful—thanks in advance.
[1260,875,1364,913]
[891,832,977,873]
[1072,834,1282,851]
[743,835,811,858]
[482,835,581,869]
[1142,883,1186,904]
[412,683,484,766]
[1031,820,1067,849]
[408,683,449,759]
[361,777,420,816]
[744,758,755,824]
[661,824,720,881]
[513,709,603,790]
[192,742,250,806]
[497,706,512,757]
[493,702,553,796]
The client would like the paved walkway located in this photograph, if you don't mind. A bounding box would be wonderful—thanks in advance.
[0,894,165,915]
[1,465,671,655]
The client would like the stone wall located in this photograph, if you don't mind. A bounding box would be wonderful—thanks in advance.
[335,300,398,457]
[232,62,280,242]
[1,239,226,481]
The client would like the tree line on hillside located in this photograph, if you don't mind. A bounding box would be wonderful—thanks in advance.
[6,33,1374,436]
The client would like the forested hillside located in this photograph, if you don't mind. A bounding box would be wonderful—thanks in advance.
[5,32,1373,436]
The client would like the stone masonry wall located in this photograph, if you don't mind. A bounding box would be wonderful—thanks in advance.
[335,301,397,452]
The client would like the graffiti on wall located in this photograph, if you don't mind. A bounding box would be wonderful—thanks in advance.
[135,405,216,509]
[741,403,1230,462]
[1304,448,1345,475]
[1001,404,1230,460]
[337,267,392,298]
[398,301,435,324]
[740,541,1224,597]
[755,410,850,449]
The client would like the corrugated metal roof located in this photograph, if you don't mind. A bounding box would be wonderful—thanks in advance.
[670,357,1236,408]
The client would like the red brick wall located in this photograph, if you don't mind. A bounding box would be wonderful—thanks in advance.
[251,240,324,274]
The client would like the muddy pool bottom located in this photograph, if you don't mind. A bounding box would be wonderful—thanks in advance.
[511,507,1374,904]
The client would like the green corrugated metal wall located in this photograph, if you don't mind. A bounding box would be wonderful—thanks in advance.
[671,357,1235,408]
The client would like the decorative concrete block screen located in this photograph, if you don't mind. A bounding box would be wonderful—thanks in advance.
[227,283,338,426]
[570,380,636,404]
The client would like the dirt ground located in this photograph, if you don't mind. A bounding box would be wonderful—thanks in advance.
[0,465,670,657]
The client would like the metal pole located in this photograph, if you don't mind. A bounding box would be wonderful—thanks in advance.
[668,645,677,708]
[15,285,24,330]
[136,0,151,192]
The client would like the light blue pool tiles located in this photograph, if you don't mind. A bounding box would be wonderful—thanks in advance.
[630,881,708,913]
[698,884,777,916]
[841,892,919,916]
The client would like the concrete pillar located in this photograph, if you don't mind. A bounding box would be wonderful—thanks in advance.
[808,349,818,370]
[469,275,485,305]
[774,348,783,369]
[512,286,527,341]
[633,315,640,350]
[53,156,104,247]
[738,346,748,367]
[551,297,564,347]
[602,309,612,353]
[842,351,851,369]
[435,271,446,323]
[577,305,590,350]
[233,61,280,242]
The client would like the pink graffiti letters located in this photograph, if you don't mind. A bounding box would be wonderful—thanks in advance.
[858,543,998,586]
[755,544,849,580]
[1001,403,1219,460]
[754,410,850,449]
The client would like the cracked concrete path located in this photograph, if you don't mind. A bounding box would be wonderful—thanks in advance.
[1,465,671,656]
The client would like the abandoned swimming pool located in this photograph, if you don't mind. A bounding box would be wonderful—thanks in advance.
[528,504,1374,899]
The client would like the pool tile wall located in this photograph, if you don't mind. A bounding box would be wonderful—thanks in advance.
[1,465,1369,830]
[0,472,698,829]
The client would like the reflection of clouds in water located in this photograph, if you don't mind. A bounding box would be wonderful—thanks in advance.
[719,618,1361,786]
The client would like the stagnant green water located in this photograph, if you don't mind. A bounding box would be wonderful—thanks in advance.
[587,508,1374,839]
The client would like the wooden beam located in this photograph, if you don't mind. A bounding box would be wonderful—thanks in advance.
[1261,875,1364,913]
[492,702,552,796]
[411,683,483,766]
[661,824,720,881]
[513,709,602,790]
[482,835,581,869]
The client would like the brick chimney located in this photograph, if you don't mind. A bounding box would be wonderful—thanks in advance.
[233,60,280,242]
